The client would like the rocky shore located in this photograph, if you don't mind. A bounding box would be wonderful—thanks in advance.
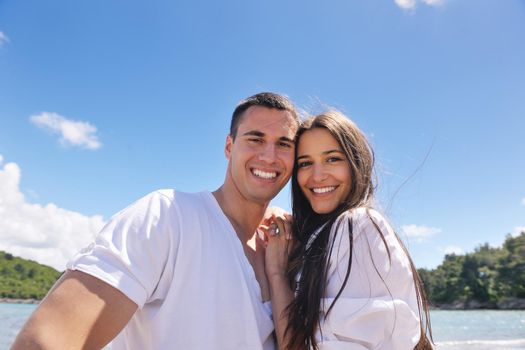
[0,298,40,304]
[432,297,525,310]
[2,297,525,309]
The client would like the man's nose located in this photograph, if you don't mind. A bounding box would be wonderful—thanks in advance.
[259,143,277,163]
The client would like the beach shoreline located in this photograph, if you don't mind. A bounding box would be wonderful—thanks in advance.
[2,297,525,309]
[0,298,40,304]
[430,297,525,310]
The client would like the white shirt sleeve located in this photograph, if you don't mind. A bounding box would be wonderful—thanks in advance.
[316,208,421,350]
[67,190,178,308]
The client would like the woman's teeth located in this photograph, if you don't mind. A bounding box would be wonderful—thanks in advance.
[312,186,336,194]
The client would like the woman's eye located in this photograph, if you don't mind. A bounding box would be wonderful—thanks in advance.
[297,161,311,168]
[327,157,343,163]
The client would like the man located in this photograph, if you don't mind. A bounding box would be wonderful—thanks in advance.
[12,92,300,350]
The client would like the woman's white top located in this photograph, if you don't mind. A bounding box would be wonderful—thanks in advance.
[314,208,421,349]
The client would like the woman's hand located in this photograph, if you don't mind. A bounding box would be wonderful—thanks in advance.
[260,210,293,280]
[258,208,295,349]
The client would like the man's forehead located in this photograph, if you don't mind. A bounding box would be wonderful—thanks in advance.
[238,107,298,135]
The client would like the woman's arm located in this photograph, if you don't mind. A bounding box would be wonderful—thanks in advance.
[263,214,294,350]
[268,272,294,350]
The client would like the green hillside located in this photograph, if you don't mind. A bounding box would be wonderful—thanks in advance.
[419,231,525,308]
[0,251,61,299]
[1,232,524,305]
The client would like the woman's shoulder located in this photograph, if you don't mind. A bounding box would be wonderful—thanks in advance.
[336,207,392,236]
[344,207,414,277]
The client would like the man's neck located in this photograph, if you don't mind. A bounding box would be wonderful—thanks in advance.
[212,185,268,244]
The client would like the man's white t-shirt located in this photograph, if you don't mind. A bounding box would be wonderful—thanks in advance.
[68,190,275,350]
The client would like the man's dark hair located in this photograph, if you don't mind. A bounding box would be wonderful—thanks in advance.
[230,92,299,139]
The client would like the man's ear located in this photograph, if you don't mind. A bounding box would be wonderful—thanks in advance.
[225,135,233,160]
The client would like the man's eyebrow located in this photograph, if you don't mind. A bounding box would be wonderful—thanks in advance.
[242,130,265,137]
[241,131,294,144]
[279,136,295,143]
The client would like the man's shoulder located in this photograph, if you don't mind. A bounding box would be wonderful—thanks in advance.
[128,189,176,211]
[138,189,209,205]
[112,189,208,220]
[141,189,215,216]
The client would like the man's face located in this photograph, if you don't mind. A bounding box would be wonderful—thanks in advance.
[225,106,298,205]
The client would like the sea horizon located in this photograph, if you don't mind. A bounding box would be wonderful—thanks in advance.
[2,304,524,349]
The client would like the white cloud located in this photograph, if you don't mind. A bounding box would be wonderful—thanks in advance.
[401,224,441,242]
[30,112,102,150]
[0,154,3,165]
[0,31,9,46]
[395,0,417,9]
[395,0,444,10]
[443,245,463,255]
[521,198,525,206]
[0,160,105,270]
[421,0,444,5]
[513,227,525,236]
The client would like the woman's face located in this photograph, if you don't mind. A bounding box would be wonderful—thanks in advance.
[296,128,352,214]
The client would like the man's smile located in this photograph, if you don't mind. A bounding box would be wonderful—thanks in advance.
[251,168,279,180]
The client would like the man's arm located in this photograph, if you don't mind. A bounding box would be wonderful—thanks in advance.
[11,270,138,350]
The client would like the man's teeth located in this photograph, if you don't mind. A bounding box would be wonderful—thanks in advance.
[312,186,336,194]
[253,169,277,179]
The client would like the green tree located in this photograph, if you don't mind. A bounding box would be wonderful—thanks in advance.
[0,251,61,299]
[419,232,525,306]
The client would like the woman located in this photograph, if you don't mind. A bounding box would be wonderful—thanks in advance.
[264,111,433,349]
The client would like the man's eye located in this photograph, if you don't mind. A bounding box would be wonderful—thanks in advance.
[249,138,263,144]
[279,142,293,148]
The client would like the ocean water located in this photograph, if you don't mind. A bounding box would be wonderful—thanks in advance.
[430,310,525,349]
[1,303,33,349]
[1,303,524,349]
[1,302,110,349]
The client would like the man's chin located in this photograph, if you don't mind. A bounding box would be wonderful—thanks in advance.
[246,190,280,205]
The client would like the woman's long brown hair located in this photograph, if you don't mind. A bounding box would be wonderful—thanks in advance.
[285,111,433,350]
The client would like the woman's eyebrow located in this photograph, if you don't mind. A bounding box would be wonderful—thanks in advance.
[297,150,343,160]
[296,154,310,161]
[322,149,344,155]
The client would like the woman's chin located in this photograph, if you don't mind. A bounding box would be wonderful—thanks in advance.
[311,203,338,215]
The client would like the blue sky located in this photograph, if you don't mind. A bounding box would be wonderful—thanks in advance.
[1,0,524,270]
